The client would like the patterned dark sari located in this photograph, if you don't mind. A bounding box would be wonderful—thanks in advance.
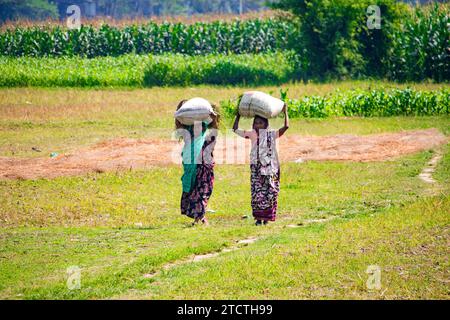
[251,164,280,221]
[250,130,280,222]
[180,132,216,220]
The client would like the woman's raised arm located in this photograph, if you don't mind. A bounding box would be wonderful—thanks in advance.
[232,114,254,139]
[277,104,290,138]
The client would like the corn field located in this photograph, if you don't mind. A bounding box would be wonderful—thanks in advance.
[386,4,450,82]
[0,18,298,57]
[0,4,447,82]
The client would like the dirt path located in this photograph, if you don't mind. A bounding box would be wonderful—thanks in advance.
[1,128,447,180]
[419,151,443,184]
[114,215,344,299]
[140,236,259,280]
[418,149,446,197]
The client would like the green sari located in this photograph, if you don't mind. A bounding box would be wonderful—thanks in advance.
[181,124,207,193]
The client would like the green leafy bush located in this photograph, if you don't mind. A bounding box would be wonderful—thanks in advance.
[222,88,449,118]
[271,0,405,80]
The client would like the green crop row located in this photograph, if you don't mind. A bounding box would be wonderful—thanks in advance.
[143,52,297,86]
[0,55,148,87]
[0,52,296,87]
[221,88,450,118]
[0,19,298,58]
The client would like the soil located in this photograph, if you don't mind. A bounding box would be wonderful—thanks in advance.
[0,128,447,180]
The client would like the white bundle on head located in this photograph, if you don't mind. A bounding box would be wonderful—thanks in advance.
[175,97,214,125]
[238,91,284,119]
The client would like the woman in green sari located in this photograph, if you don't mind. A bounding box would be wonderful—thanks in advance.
[175,100,219,225]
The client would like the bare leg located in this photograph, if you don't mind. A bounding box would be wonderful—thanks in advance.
[192,217,200,225]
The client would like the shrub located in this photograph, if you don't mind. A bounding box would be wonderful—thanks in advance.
[221,88,450,118]
[271,0,405,80]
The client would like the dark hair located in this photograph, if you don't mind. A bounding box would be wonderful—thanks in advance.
[209,104,220,129]
[253,115,269,129]
[175,99,188,130]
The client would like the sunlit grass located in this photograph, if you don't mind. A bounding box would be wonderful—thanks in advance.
[0,148,446,299]
[122,195,449,300]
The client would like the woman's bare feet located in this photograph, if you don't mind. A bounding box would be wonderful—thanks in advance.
[192,217,209,226]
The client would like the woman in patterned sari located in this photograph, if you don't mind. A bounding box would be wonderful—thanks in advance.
[232,105,289,225]
[175,100,219,226]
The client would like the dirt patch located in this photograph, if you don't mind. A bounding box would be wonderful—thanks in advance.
[279,128,447,162]
[0,128,447,180]
[0,138,179,180]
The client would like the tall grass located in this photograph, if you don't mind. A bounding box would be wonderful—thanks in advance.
[0,55,148,87]
[0,10,282,30]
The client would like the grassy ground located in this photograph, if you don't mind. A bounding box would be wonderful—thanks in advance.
[0,83,449,299]
[119,195,449,300]
[0,147,448,299]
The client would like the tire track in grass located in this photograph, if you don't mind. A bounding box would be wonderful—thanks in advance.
[139,216,338,281]
[418,148,445,196]
[419,150,442,184]
[141,236,259,279]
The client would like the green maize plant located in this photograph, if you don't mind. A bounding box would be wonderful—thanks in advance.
[290,89,450,117]
[0,18,299,58]
[387,3,450,82]
[221,88,450,118]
